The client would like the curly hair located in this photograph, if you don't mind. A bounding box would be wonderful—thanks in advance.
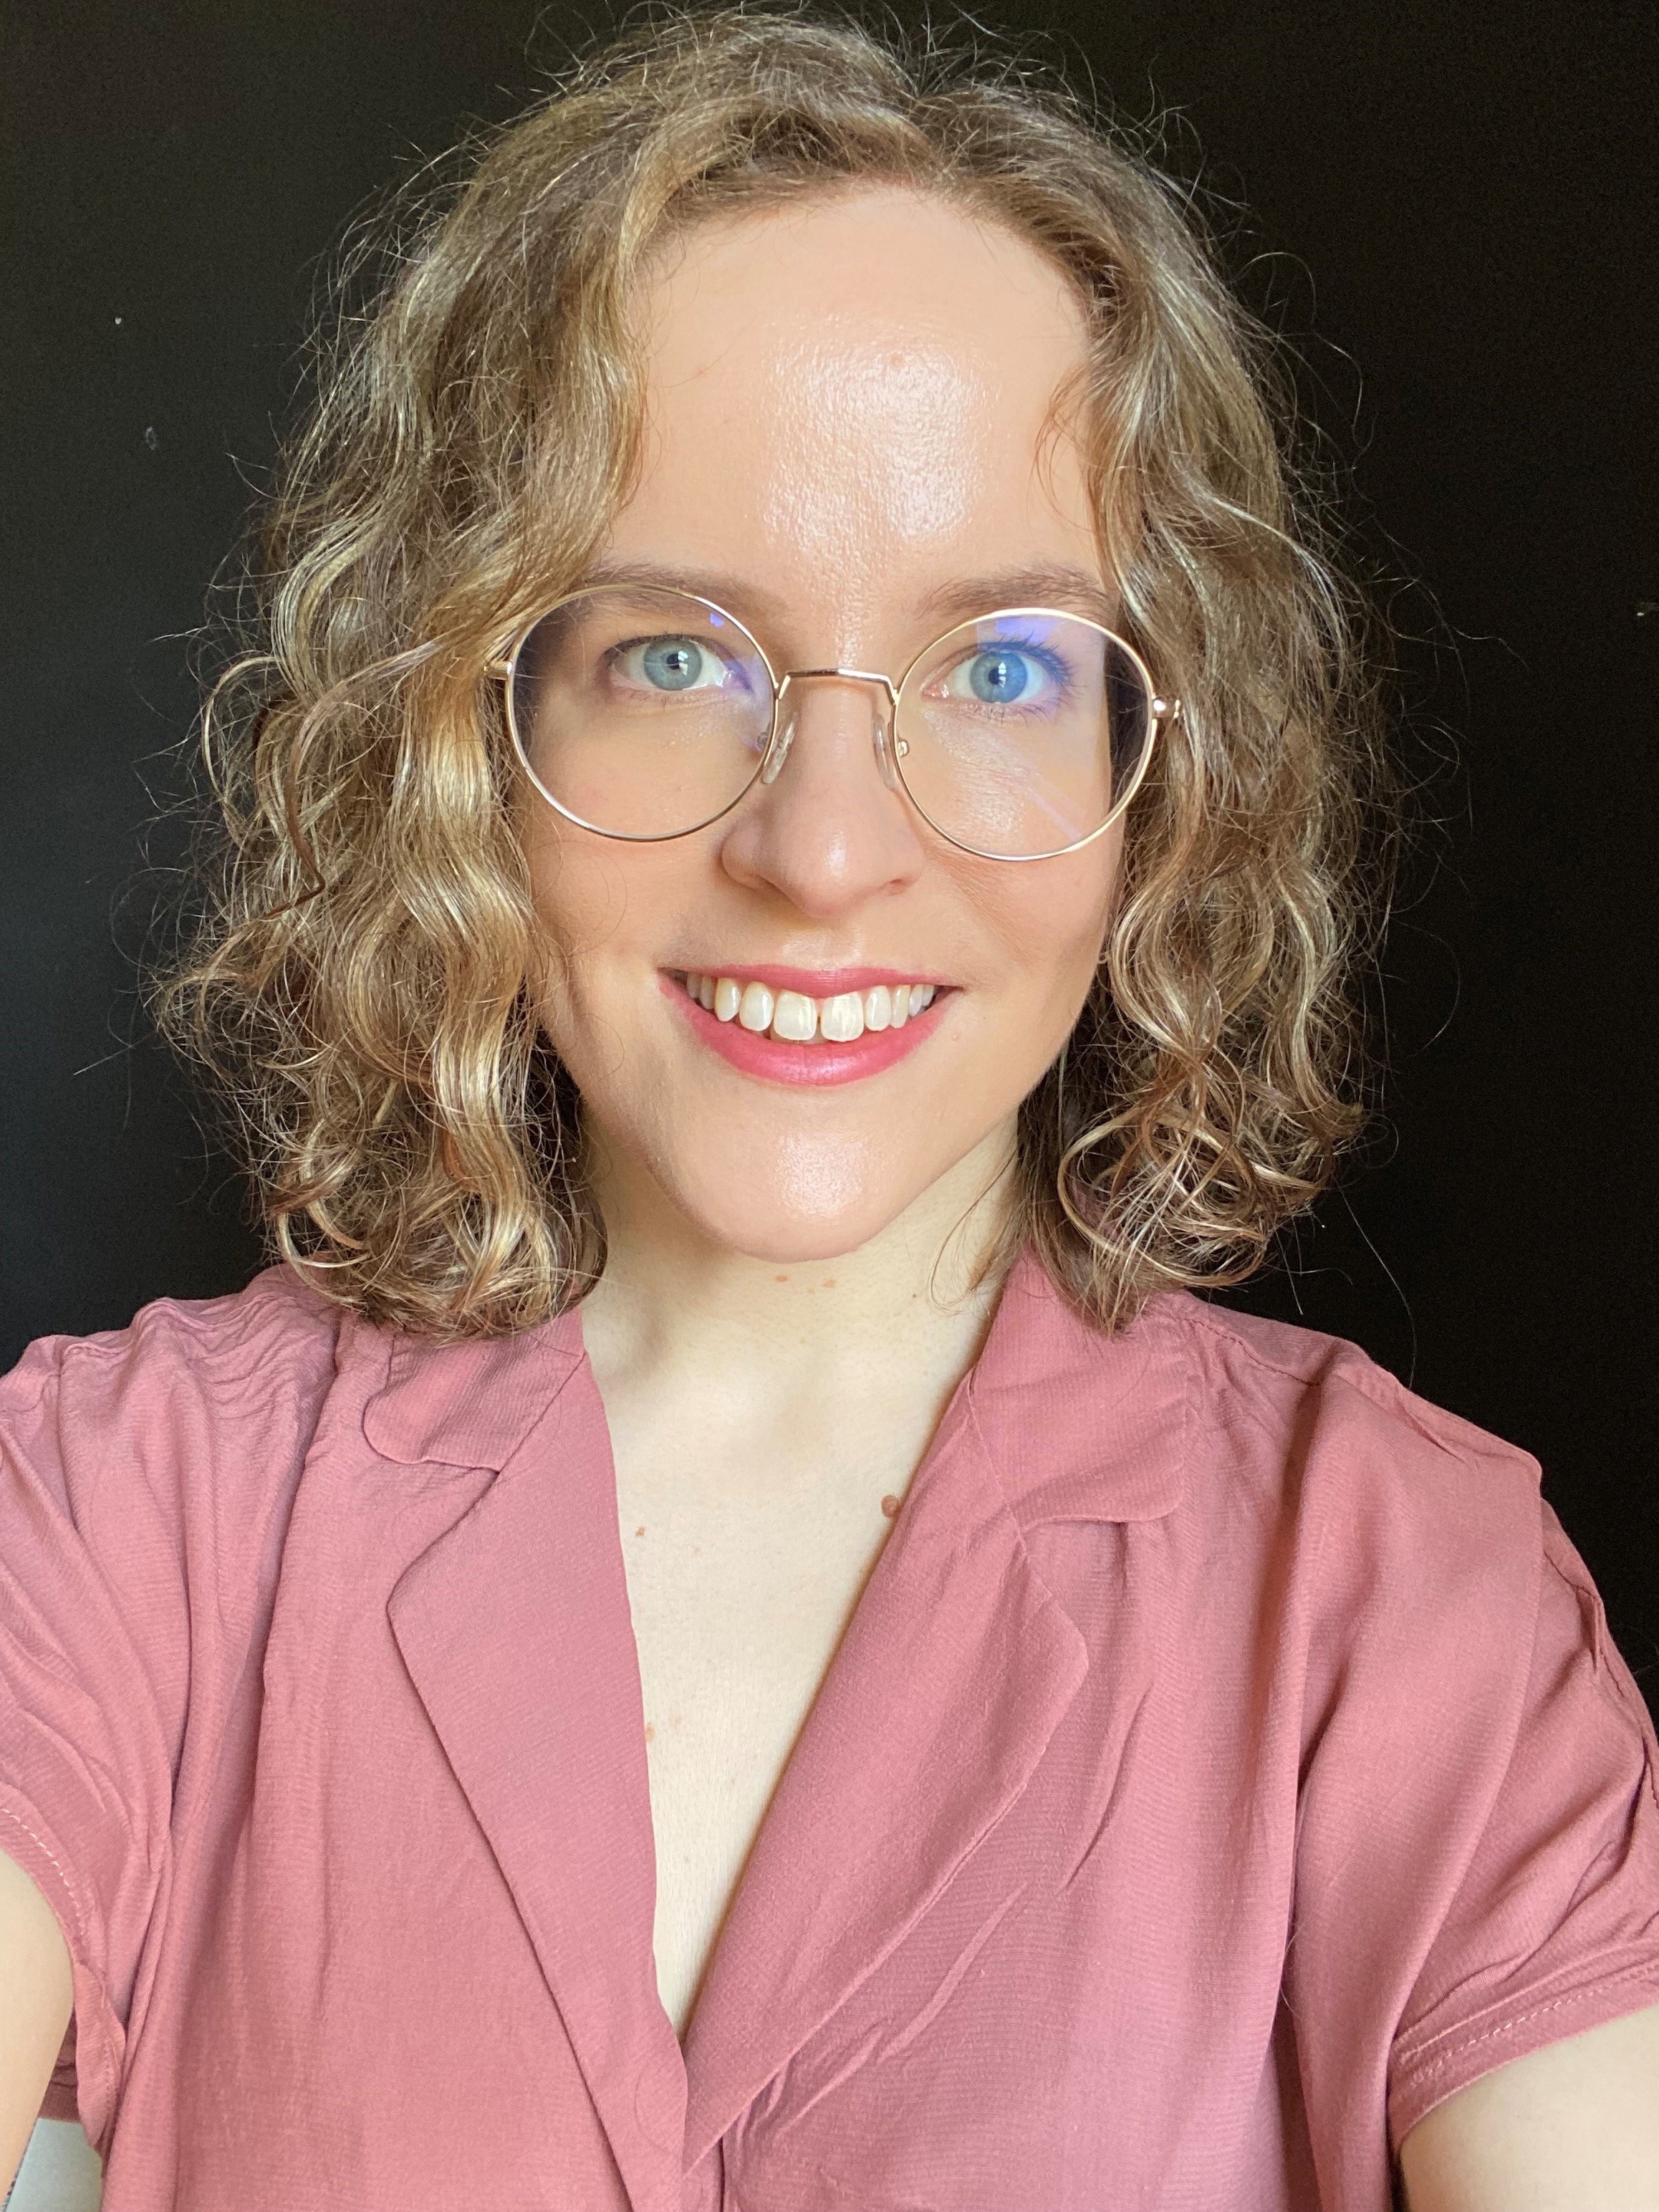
[154,2,1394,1339]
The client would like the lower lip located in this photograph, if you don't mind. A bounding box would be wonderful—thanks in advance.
[660,973,952,1086]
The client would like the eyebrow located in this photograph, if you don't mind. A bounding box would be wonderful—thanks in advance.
[913,564,1117,630]
[572,558,793,624]
[572,557,1118,635]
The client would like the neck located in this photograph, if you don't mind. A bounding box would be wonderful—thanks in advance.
[574,1121,1021,1446]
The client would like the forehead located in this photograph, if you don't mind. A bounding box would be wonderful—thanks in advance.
[617,187,1101,630]
[636,183,1087,355]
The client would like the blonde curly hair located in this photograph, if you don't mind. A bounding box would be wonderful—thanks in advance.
[155,3,1393,1339]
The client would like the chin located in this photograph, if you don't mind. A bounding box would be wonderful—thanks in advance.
[681,1193,912,1269]
[710,1216,886,1266]
[663,1138,925,1265]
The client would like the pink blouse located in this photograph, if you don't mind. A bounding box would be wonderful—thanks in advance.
[3,1244,1658,2211]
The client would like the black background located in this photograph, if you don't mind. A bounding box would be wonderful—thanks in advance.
[4,2,1655,1705]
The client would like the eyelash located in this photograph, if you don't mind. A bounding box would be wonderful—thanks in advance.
[604,635,750,688]
[599,627,1079,711]
[949,636,1075,711]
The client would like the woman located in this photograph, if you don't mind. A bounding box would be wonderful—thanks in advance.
[3,9,1657,2209]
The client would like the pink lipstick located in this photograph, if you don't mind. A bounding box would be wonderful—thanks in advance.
[658,969,953,1087]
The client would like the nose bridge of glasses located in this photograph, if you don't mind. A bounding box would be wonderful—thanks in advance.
[764,666,902,791]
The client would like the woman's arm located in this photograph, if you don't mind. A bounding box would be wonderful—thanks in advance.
[1398,2001,1659,2211]
[0,1850,72,2203]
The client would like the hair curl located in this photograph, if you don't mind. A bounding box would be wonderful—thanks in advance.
[154,2,1395,1339]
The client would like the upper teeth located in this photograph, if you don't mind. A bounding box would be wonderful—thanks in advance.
[680,973,938,1042]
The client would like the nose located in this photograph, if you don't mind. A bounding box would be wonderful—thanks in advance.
[715,670,930,915]
[761,668,903,795]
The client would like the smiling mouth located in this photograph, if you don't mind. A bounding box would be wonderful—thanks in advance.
[669,969,950,1044]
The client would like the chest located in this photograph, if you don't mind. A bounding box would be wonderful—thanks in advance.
[612,1449,904,2039]
[216,1467,1310,2212]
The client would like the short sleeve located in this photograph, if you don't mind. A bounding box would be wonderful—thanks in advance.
[0,1329,191,2148]
[1388,1496,1659,2148]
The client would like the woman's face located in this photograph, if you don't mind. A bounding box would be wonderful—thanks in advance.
[520,186,1122,1264]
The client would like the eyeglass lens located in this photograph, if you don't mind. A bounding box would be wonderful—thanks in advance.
[507,585,1153,859]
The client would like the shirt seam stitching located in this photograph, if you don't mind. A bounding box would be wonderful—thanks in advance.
[1393,1957,1659,2084]
[0,1799,118,2139]
[0,1800,92,1959]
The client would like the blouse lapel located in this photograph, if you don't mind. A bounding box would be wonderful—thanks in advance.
[678,1377,1090,2166]
[679,1246,1190,2166]
[379,1313,687,2212]
[365,1244,1189,2200]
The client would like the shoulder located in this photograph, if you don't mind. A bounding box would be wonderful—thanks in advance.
[3,1261,346,1415]
[1155,1288,1542,1497]
[1148,1289,1549,1665]
[985,1254,1543,1574]
[0,1271,362,1803]
[1,1265,350,1530]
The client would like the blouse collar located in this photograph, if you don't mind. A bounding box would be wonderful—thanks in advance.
[360,1241,1188,2205]
[356,1239,1189,1527]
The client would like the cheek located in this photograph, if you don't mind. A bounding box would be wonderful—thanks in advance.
[516,822,635,1029]
[978,837,1120,1017]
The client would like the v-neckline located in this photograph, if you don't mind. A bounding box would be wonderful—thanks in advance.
[551,1263,1095,2161]
[380,1241,1186,2203]
[590,1322,935,2052]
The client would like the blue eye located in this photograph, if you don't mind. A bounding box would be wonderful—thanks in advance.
[607,633,744,696]
[639,637,707,691]
[968,649,1033,703]
[936,635,1068,712]
[598,622,766,723]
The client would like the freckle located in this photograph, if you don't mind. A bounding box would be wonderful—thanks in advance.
[821,1276,836,1288]
[645,1722,655,1743]
[880,1493,901,1519]
[635,1525,646,1537]
[693,1544,702,1556]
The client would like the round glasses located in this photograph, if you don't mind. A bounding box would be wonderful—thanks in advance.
[494,585,1178,862]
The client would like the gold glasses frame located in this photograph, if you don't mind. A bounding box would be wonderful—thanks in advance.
[489,586,1180,864]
